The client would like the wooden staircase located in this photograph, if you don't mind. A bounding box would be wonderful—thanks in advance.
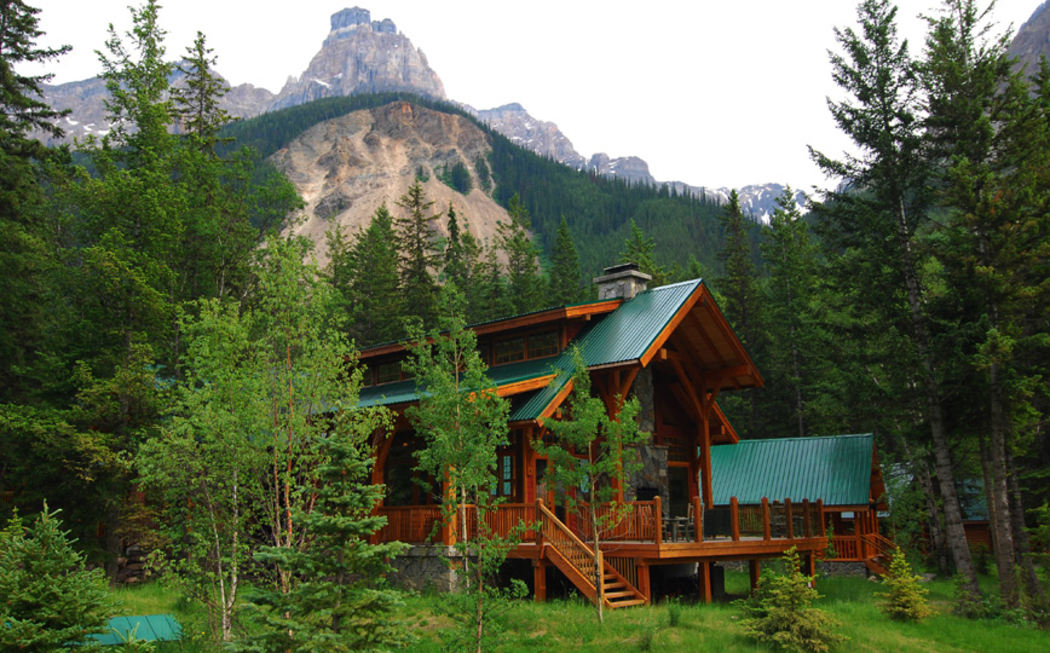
[861,532,896,577]
[538,501,647,609]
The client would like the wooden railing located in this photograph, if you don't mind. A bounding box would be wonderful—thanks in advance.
[707,497,826,543]
[538,500,599,594]
[574,501,659,542]
[829,536,859,560]
[375,505,443,544]
[606,556,639,590]
[862,532,897,561]
[461,503,538,542]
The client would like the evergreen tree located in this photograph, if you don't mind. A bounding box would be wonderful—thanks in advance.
[394,182,441,328]
[761,188,823,438]
[619,219,667,286]
[548,216,585,305]
[922,0,1050,606]
[231,406,406,653]
[497,193,544,314]
[173,31,231,152]
[717,190,763,438]
[443,202,468,288]
[813,0,979,592]
[0,506,113,651]
[0,0,69,401]
[329,204,403,346]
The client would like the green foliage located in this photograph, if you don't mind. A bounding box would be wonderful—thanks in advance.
[547,216,585,305]
[666,597,683,627]
[474,154,492,192]
[231,406,406,653]
[497,193,545,314]
[0,506,113,652]
[394,181,442,329]
[740,548,846,653]
[619,219,667,286]
[533,348,649,622]
[877,551,934,622]
[437,160,473,194]
[403,285,517,653]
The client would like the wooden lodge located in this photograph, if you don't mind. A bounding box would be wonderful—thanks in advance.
[357,264,830,608]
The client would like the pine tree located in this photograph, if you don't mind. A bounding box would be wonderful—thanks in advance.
[548,216,585,305]
[813,0,979,593]
[497,193,544,314]
[173,31,231,152]
[230,406,406,653]
[443,202,468,288]
[394,182,442,328]
[877,551,933,622]
[0,0,69,401]
[922,0,1050,606]
[619,219,667,286]
[0,506,113,651]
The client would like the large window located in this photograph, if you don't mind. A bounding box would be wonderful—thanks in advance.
[495,337,525,364]
[528,331,558,358]
[376,361,401,385]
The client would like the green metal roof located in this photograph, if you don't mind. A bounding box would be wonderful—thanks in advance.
[358,281,702,419]
[357,357,561,409]
[572,279,701,367]
[89,615,181,645]
[710,434,875,506]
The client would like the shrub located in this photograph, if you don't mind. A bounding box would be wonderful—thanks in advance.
[667,597,683,627]
[0,505,114,652]
[740,547,846,653]
[877,551,933,622]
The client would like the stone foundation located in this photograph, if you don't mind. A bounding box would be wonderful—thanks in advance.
[388,545,463,592]
[817,560,869,577]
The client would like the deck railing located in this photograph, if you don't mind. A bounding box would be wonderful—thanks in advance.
[538,500,598,593]
[376,496,826,546]
[573,501,659,542]
[829,536,859,560]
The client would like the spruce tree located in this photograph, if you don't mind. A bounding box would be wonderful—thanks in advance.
[548,216,585,305]
[0,506,113,651]
[497,193,544,314]
[173,31,231,152]
[394,182,442,328]
[0,0,69,401]
[814,0,979,593]
[619,219,667,287]
[443,202,468,288]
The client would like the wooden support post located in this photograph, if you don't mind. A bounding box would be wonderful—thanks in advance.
[535,498,544,547]
[533,560,548,602]
[637,561,651,602]
[748,559,761,593]
[785,498,794,539]
[730,496,740,542]
[693,496,703,543]
[761,497,771,541]
[698,561,713,604]
[654,495,663,546]
[806,552,817,583]
[441,479,456,546]
[802,499,812,538]
[817,499,825,536]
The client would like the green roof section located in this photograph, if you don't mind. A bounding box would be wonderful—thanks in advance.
[572,279,701,367]
[710,434,874,506]
[89,615,181,645]
[357,281,702,420]
[357,356,562,409]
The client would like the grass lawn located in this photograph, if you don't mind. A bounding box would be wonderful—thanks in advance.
[112,571,1049,652]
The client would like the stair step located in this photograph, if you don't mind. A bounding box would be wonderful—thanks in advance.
[607,598,647,609]
[603,581,626,590]
[604,590,636,599]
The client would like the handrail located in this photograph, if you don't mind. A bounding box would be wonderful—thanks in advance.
[861,532,897,559]
[537,500,598,593]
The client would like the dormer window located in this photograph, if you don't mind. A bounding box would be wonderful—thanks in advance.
[376,361,401,385]
[528,332,558,358]
[495,337,525,364]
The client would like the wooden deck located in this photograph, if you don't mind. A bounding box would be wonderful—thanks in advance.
[375,496,829,605]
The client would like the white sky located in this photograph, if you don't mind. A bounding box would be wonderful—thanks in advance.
[26,0,1044,192]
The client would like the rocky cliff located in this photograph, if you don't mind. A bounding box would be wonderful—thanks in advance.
[271,102,509,264]
[474,103,586,169]
[1008,2,1050,76]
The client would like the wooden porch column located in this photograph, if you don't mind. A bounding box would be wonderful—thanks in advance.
[699,409,713,509]
[523,427,536,504]
[805,552,817,583]
[698,561,713,604]
[730,497,740,542]
[748,559,761,593]
[761,497,771,541]
[785,498,794,539]
[441,477,456,546]
[533,559,548,602]
[637,561,652,602]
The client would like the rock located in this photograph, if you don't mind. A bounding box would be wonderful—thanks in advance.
[476,103,587,169]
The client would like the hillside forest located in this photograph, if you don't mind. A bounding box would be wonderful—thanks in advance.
[2,0,1050,647]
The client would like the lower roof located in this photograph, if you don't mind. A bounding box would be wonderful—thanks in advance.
[710,434,878,507]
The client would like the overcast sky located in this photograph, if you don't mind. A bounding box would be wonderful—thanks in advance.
[26,0,1044,192]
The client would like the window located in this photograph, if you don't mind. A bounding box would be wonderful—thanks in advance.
[477,342,491,366]
[361,365,373,387]
[528,331,558,358]
[495,337,525,364]
[376,361,401,385]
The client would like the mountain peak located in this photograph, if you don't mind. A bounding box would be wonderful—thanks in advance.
[327,7,398,42]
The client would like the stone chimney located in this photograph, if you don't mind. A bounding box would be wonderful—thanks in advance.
[593,263,651,300]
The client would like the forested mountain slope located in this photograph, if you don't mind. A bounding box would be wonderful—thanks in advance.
[223,93,761,276]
